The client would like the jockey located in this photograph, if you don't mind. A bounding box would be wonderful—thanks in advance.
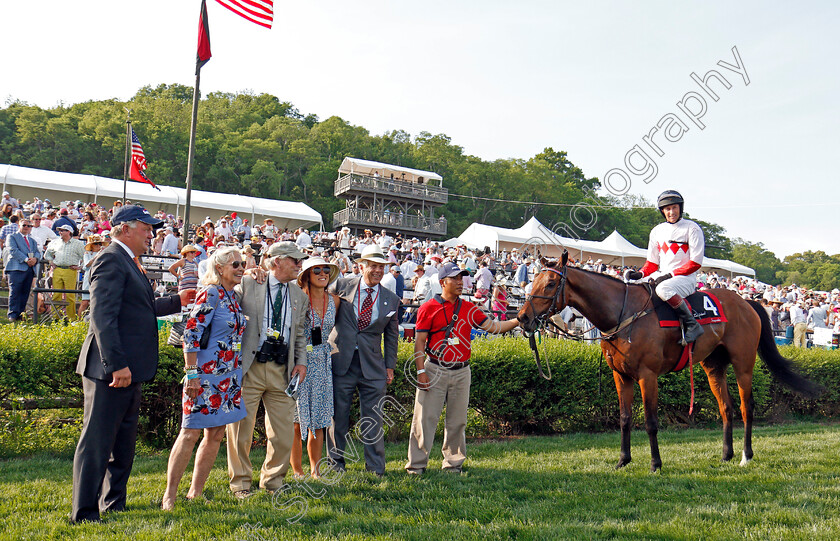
[624,190,705,343]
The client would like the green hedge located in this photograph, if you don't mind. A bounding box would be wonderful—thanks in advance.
[1,323,838,448]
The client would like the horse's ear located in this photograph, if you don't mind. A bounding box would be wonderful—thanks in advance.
[561,249,569,267]
[540,256,550,268]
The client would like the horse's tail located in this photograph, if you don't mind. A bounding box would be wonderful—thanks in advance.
[746,300,822,398]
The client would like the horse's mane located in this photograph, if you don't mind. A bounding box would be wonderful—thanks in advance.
[542,261,651,291]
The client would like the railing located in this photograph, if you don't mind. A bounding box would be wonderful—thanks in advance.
[334,174,448,204]
[333,207,447,235]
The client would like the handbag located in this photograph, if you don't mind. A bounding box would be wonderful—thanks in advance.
[167,288,220,349]
[167,316,187,347]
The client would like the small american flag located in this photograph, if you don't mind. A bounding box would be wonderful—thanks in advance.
[215,0,273,29]
[129,128,160,190]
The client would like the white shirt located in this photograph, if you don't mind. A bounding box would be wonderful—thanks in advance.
[400,260,418,276]
[29,225,58,252]
[161,233,179,255]
[378,235,393,249]
[263,274,292,345]
[646,218,705,277]
[296,231,312,248]
[790,305,807,325]
[353,280,380,325]
[380,273,397,295]
[475,267,493,291]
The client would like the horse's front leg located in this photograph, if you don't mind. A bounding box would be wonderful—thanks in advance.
[613,371,635,469]
[638,372,662,472]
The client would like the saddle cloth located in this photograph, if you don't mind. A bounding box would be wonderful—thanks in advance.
[654,290,727,328]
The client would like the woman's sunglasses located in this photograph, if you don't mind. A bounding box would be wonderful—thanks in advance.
[310,266,332,275]
[229,261,244,269]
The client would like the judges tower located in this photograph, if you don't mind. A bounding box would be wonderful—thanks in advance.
[332,157,448,237]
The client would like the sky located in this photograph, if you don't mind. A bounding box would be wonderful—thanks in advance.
[2,1,838,258]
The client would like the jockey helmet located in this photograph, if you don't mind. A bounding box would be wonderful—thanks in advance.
[657,190,684,219]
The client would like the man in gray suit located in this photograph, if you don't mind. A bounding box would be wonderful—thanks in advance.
[328,244,399,477]
[227,241,308,498]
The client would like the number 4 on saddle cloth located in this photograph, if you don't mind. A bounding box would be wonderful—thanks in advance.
[653,291,728,372]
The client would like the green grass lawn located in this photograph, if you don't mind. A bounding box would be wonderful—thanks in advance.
[2,422,840,540]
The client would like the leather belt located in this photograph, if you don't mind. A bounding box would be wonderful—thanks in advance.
[428,357,469,370]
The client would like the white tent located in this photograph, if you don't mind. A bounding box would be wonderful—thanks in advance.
[338,157,443,186]
[448,218,755,277]
[1,163,323,231]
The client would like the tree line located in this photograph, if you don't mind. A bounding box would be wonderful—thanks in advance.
[0,84,836,289]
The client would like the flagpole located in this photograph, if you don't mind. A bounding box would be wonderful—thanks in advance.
[184,71,200,233]
[123,107,132,204]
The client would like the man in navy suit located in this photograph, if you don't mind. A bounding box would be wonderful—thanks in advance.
[5,217,40,321]
[70,205,195,523]
[327,245,399,477]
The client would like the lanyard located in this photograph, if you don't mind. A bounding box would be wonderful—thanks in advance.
[220,286,242,332]
[356,284,379,320]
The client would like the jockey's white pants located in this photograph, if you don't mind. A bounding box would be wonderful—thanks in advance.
[654,274,697,302]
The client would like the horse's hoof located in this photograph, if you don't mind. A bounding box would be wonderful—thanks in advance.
[615,459,631,470]
[650,464,661,474]
[722,454,734,463]
[739,451,752,467]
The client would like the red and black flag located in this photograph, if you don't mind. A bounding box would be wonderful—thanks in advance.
[196,0,212,75]
[129,128,160,190]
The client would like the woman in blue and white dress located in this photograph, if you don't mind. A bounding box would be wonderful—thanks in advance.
[290,256,339,479]
[162,247,246,510]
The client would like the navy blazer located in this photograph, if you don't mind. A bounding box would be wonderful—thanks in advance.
[77,243,180,383]
[6,232,41,273]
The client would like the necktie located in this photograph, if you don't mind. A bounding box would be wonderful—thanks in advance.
[358,287,374,330]
[23,236,31,251]
[272,283,285,330]
[133,257,147,275]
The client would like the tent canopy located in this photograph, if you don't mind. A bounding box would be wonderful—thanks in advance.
[338,157,443,186]
[447,218,755,277]
[1,163,323,231]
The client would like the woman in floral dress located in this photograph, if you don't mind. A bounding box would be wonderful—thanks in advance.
[162,247,246,510]
[290,257,339,479]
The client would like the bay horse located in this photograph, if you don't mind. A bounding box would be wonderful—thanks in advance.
[517,252,821,472]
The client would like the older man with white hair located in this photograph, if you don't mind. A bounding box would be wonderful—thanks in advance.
[327,244,399,477]
[226,241,309,499]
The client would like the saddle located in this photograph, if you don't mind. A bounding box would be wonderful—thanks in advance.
[653,290,727,328]
[652,290,727,372]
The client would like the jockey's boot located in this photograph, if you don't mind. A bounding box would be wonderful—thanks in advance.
[668,295,704,344]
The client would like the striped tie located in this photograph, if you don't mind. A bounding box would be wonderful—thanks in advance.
[358,288,374,330]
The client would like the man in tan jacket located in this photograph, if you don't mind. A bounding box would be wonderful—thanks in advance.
[227,242,308,498]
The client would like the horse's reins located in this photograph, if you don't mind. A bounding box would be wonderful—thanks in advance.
[524,264,657,381]
[523,265,567,380]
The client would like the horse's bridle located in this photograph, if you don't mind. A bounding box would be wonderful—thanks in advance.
[524,264,567,336]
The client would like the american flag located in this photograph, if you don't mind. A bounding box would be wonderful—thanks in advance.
[129,128,159,190]
[215,0,273,29]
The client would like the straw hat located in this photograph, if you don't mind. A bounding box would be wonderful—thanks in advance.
[85,234,104,251]
[297,256,340,287]
[180,244,199,255]
[355,244,389,265]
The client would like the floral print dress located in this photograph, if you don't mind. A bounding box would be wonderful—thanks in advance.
[294,295,336,438]
[182,285,247,429]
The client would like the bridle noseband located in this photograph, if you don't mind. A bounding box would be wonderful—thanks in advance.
[524,264,567,336]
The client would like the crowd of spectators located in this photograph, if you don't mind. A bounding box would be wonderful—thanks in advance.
[2,191,839,342]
